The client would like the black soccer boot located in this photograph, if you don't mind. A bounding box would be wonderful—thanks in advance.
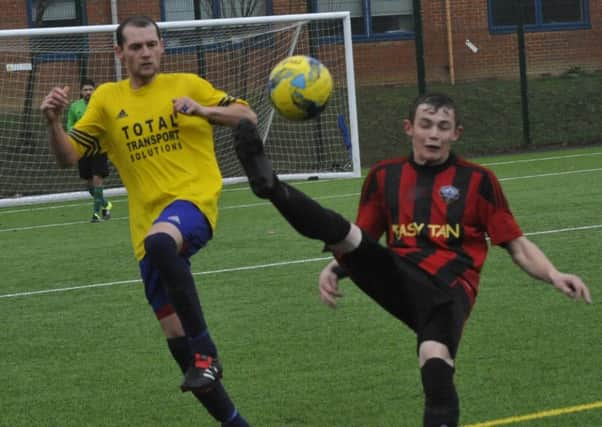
[233,119,276,198]
[180,353,223,392]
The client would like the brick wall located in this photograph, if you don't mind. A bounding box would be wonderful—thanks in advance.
[0,0,600,86]
[424,0,602,82]
[0,0,28,28]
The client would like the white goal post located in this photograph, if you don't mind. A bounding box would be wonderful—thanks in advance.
[0,12,360,207]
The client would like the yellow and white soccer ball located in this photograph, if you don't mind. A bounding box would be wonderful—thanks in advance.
[268,55,333,121]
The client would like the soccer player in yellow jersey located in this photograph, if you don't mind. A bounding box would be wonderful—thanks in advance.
[41,16,254,427]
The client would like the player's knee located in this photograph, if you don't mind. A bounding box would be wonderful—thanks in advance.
[144,232,177,264]
[419,340,453,367]
[421,357,459,425]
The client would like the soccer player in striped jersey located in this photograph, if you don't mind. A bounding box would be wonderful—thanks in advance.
[233,93,591,427]
[41,15,254,427]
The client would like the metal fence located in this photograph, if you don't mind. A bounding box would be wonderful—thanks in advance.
[355,0,602,166]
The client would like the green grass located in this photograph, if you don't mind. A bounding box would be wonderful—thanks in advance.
[1,146,601,426]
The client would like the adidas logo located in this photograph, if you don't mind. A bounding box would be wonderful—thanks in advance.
[117,109,128,119]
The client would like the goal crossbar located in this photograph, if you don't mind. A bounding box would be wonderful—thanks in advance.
[0,12,360,207]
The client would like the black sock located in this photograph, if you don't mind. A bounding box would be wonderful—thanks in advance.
[167,337,248,426]
[269,180,350,245]
[421,358,459,427]
[145,233,210,351]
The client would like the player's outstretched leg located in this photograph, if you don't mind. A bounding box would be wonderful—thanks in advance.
[233,119,275,198]
[233,119,350,245]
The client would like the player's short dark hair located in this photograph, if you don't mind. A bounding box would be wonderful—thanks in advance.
[80,78,95,89]
[409,93,461,127]
[116,15,161,47]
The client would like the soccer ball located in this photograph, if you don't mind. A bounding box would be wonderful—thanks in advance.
[268,55,333,121]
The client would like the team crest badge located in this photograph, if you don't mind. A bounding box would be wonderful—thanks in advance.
[439,185,460,204]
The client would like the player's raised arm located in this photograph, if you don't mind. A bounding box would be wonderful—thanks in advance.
[172,96,257,127]
[40,86,80,168]
[504,236,592,303]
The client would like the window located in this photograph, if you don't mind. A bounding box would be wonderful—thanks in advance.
[162,0,269,20]
[28,0,86,57]
[313,0,413,40]
[164,0,198,21]
[30,0,84,27]
[489,0,589,32]
[161,0,271,49]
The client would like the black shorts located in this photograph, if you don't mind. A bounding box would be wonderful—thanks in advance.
[337,233,471,358]
[78,154,109,180]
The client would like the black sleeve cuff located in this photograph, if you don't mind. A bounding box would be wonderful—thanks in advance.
[331,264,349,280]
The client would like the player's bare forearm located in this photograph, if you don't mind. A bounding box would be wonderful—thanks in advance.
[173,97,257,127]
[47,121,79,168]
[205,103,257,127]
[506,236,557,282]
[41,86,79,167]
[505,236,592,303]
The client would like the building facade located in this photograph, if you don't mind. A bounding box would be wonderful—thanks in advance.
[0,0,600,86]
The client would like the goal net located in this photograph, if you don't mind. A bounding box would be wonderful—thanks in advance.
[0,12,360,207]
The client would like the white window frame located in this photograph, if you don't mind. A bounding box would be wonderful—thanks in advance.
[162,0,268,20]
[30,0,82,26]
[314,0,413,39]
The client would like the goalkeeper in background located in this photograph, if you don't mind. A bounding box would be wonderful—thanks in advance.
[232,93,592,427]
[66,78,112,223]
[41,15,254,427]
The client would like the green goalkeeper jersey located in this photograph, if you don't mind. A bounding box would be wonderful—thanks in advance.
[67,73,248,261]
[66,98,88,130]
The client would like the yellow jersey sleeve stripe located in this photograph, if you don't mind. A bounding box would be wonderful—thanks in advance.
[218,95,238,107]
[68,128,101,156]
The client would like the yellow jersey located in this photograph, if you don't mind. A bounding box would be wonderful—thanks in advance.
[68,73,247,260]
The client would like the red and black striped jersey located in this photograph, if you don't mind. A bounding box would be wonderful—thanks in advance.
[356,153,522,302]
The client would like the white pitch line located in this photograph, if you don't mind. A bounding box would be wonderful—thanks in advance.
[482,151,602,166]
[1,226,601,301]
[0,216,129,232]
[1,167,601,234]
[524,224,602,236]
[1,150,600,216]
[220,192,360,210]
[0,173,342,215]
[498,167,602,182]
[0,198,128,215]
[0,257,332,299]
[0,191,361,218]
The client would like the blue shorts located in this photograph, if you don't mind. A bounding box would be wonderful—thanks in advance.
[139,200,212,318]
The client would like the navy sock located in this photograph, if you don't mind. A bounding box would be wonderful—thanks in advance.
[269,181,351,245]
[189,330,217,358]
[421,358,459,427]
[167,337,248,425]
[145,233,209,350]
[222,410,250,427]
